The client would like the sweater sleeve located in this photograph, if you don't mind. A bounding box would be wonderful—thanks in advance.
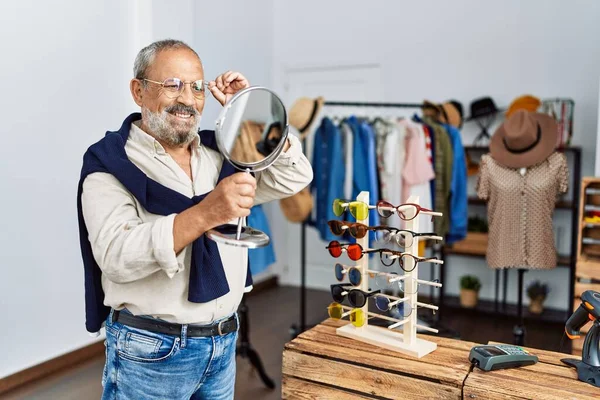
[81,172,182,283]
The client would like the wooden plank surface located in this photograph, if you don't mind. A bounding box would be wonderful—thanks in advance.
[574,282,600,297]
[281,376,373,399]
[464,368,599,400]
[464,341,598,399]
[282,351,461,399]
[576,260,600,279]
[293,320,472,386]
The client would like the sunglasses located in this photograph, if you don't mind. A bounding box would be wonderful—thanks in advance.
[373,295,414,317]
[327,302,366,327]
[326,241,443,272]
[330,284,381,308]
[332,199,442,221]
[334,263,400,287]
[143,77,209,99]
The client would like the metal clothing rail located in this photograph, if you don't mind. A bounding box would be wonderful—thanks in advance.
[292,101,438,338]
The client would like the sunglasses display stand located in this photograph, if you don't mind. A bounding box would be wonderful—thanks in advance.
[336,191,442,358]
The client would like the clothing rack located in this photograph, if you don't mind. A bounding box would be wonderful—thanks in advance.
[292,100,441,338]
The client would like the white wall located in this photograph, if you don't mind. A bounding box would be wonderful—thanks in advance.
[0,0,274,380]
[269,0,600,311]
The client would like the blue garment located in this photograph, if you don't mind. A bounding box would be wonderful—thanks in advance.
[102,309,238,399]
[247,205,276,275]
[77,113,251,333]
[442,123,468,244]
[309,117,345,242]
[347,117,380,244]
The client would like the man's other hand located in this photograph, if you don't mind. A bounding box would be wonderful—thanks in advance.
[208,71,250,106]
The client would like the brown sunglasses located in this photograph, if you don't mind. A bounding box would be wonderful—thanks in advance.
[327,220,399,239]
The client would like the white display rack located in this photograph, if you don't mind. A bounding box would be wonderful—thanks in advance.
[335,191,444,358]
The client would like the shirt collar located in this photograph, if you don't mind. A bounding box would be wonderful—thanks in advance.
[130,119,202,155]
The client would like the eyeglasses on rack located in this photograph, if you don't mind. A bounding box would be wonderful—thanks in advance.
[326,241,443,272]
[330,284,381,308]
[334,263,399,287]
[332,199,442,221]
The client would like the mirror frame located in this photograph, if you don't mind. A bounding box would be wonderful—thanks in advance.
[214,86,289,172]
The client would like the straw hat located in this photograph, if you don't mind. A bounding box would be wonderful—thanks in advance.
[490,110,557,168]
[289,96,324,140]
[506,95,541,118]
[280,187,313,223]
[422,100,462,128]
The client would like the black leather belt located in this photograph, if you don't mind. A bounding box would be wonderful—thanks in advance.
[112,310,237,337]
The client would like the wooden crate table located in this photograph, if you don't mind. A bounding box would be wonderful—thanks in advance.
[282,319,475,399]
[463,341,599,399]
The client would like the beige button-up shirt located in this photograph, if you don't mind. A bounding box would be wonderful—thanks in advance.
[476,152,568,270]
[82,120,312,324]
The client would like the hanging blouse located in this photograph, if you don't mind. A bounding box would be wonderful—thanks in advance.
[476,152,569,269]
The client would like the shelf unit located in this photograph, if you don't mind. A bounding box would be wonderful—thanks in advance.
[572,177,600,354]
[438,146,582,325]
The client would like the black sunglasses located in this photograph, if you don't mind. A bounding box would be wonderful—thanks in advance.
[330,284,381,308]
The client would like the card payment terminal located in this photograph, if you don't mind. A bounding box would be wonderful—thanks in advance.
[469,345,538,371]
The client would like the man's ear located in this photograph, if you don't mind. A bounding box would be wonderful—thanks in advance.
[130,79,144,107]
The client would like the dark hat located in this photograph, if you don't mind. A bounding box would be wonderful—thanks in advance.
[467,97,500,121]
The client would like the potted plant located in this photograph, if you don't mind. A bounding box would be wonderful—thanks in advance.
[460,275,481,308]
[526,281,550,314]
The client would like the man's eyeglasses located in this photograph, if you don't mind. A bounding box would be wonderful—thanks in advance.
[143,78,209,99]
[326,240,443,272]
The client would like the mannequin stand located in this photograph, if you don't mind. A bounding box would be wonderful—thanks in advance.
[513,269,527,346]
[236,296,275,389]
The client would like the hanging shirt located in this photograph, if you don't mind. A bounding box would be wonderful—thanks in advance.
[309,117,346,242]
[477,152,568,269]
[422,116,453,237]
[442,123,468,244]
[342,122,354,200]
[348,117,380,243]
[399,120,435,233]
[247,205,276,276]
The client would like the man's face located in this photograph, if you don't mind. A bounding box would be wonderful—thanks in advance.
[132,48,205,147]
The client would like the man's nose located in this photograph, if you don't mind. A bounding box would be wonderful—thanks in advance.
[176,83,195,106]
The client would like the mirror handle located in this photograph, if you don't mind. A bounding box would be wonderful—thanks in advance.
[235,168,252,240]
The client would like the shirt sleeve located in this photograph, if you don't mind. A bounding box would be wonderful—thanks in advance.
[81,172,182,284]
[556,152,569,196]
[254,134,314,205]
[476,155,490,201]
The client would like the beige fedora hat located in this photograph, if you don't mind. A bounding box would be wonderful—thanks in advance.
[490,110,557,168]
[289,96,324,140]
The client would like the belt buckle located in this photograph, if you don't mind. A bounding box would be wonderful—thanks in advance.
[217,320,225,336]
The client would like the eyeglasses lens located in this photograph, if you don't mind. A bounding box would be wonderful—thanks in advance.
[327,241,342,258]
[349,202,369,220]
[332,199,345,216]
[331,285,345,303]
[348,268,362,286]
[381,251,396,267]
[398,204,418,221]
[396,232,412,247]
[348,290,366,308]
[350,224,367,238]
[347,244,362,261]
[374,295,390,311]
[328,220,344,236]
[334,263,345,281]
[327,302,343,319]
[350,308,365,327]
[376,200,394,218]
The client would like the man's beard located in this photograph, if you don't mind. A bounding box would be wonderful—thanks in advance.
[142,104,201,147]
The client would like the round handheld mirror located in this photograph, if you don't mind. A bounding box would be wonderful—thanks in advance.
[206,86,289,248]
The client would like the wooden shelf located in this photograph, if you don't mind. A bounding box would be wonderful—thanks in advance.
[468,196,573,210]
[441,295,569,324]
[444,246,572,267]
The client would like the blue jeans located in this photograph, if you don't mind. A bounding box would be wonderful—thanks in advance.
[102,309,238,399]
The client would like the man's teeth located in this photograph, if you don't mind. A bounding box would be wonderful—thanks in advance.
[173,112,192,118]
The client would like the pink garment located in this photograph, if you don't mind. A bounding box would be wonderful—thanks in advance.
[400,120,435,200]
